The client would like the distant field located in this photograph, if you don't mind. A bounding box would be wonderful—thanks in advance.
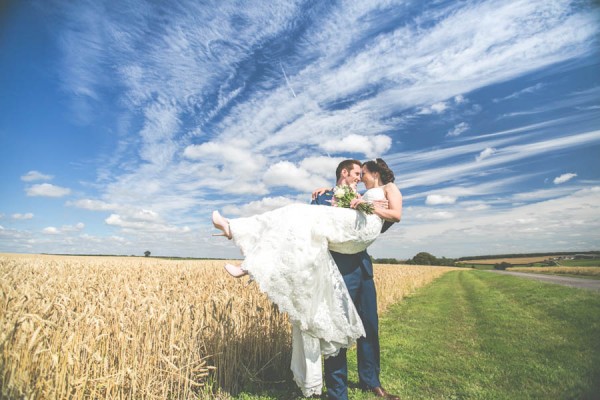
[460,256,560,265]
[509,266,600,278]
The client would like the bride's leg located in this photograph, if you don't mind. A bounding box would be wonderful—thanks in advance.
[224,263,247,278]
[212,211,232,239]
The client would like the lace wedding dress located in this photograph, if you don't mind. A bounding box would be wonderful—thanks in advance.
[228,187,385,396]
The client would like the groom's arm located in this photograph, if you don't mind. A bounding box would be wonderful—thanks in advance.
[311,190,333,206]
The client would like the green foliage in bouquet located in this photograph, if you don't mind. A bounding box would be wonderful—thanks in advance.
[332,185,374,214]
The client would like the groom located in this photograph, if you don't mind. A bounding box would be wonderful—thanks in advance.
[311,159,400,400]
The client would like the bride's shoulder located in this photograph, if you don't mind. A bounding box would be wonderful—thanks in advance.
[383,182,401,195]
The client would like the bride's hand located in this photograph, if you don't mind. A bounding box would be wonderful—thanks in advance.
[350,198,365,209]
[311,187,330,200]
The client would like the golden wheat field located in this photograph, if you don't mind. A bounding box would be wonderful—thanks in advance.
[0,253,456,399]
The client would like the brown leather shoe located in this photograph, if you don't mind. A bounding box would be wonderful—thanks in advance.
[370,386,400,399]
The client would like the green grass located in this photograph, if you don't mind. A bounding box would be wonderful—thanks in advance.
[234,271,600,399]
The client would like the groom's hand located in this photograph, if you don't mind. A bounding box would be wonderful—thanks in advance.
[311,187,330,200]
[372,199,389,209]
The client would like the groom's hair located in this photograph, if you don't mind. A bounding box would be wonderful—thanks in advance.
[335,159,362,181]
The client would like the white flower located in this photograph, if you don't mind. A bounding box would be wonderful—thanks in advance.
[334,187,346,198]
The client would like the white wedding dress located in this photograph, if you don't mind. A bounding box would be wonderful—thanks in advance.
[228,187,385,396]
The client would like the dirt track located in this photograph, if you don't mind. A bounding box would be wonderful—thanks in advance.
[487,270,600,292]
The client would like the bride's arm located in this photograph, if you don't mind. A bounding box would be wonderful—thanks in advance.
[348,184,402,222]
[373,184,402,222]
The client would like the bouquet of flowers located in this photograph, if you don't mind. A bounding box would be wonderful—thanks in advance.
[332,185,374,214]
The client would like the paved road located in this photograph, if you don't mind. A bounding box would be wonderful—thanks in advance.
[487,270,600,292]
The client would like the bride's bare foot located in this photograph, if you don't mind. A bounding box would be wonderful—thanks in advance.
[212,211,232,239]
[224,264,247,278]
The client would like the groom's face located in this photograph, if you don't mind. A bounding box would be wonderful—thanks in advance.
[341,164,362,187]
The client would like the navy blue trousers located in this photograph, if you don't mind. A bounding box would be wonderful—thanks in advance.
[323,263,380,400]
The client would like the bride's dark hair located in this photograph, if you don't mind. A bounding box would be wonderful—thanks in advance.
[362,158,395,184]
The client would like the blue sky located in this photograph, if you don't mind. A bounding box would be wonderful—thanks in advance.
[1,0,599,259]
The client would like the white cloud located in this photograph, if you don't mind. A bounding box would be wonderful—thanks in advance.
[454,95,466,104]
[426,195,457,205]
[299,156,342,180]
[418,101,448,115]
[446,122,469,137]
[394,130,600,190]
[320,134,392,158]
[553,173,577,184]
[494,83,545,102]
[475,147,496,162]
[263,161,329,192]
[413,209,455,220]
[62,223,85,232]
[26,183,71,197]
[42,223,85,235]
[68,199,116,211]
[222,196,297,216]
[21,171,53,182]
[42,227,61,235]
[377,186,600,258]
[512,186,577,202]
[105,213,190,233]
[12,213,34,220]
[463,203,491,212]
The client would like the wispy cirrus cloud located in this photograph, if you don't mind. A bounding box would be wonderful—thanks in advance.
[393,129,600,190]
[26,0,597,258]
[494,83,545,103]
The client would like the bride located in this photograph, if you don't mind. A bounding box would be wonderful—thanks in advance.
[212,158,402,397]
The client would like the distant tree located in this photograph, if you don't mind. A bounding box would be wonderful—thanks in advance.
[410,252,438,265]
[406,252,457,266]
[144,251,151,257]
[494,262,512,270]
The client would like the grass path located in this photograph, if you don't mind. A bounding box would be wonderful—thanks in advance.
[360,270,600,399]
[237,271,600,399]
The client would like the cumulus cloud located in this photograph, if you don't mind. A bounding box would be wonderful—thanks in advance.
[67,199,117,211]
[42,223,85,235]
[105,213,190,233]
[454,95,466,104]
[553,172,577,184]
[262,161,329,192]
[426,195,457,205]
[26,183,71,197]
[475,147,496,162]
[320,134,392,158]
[418,101,449,115]
[12,213,34,220]
[222,196,297,216]
[299,156,342,179]
[43,227,61,235]
[21,170,53,182]
[446,122,469,137]
[414,210,455,220]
